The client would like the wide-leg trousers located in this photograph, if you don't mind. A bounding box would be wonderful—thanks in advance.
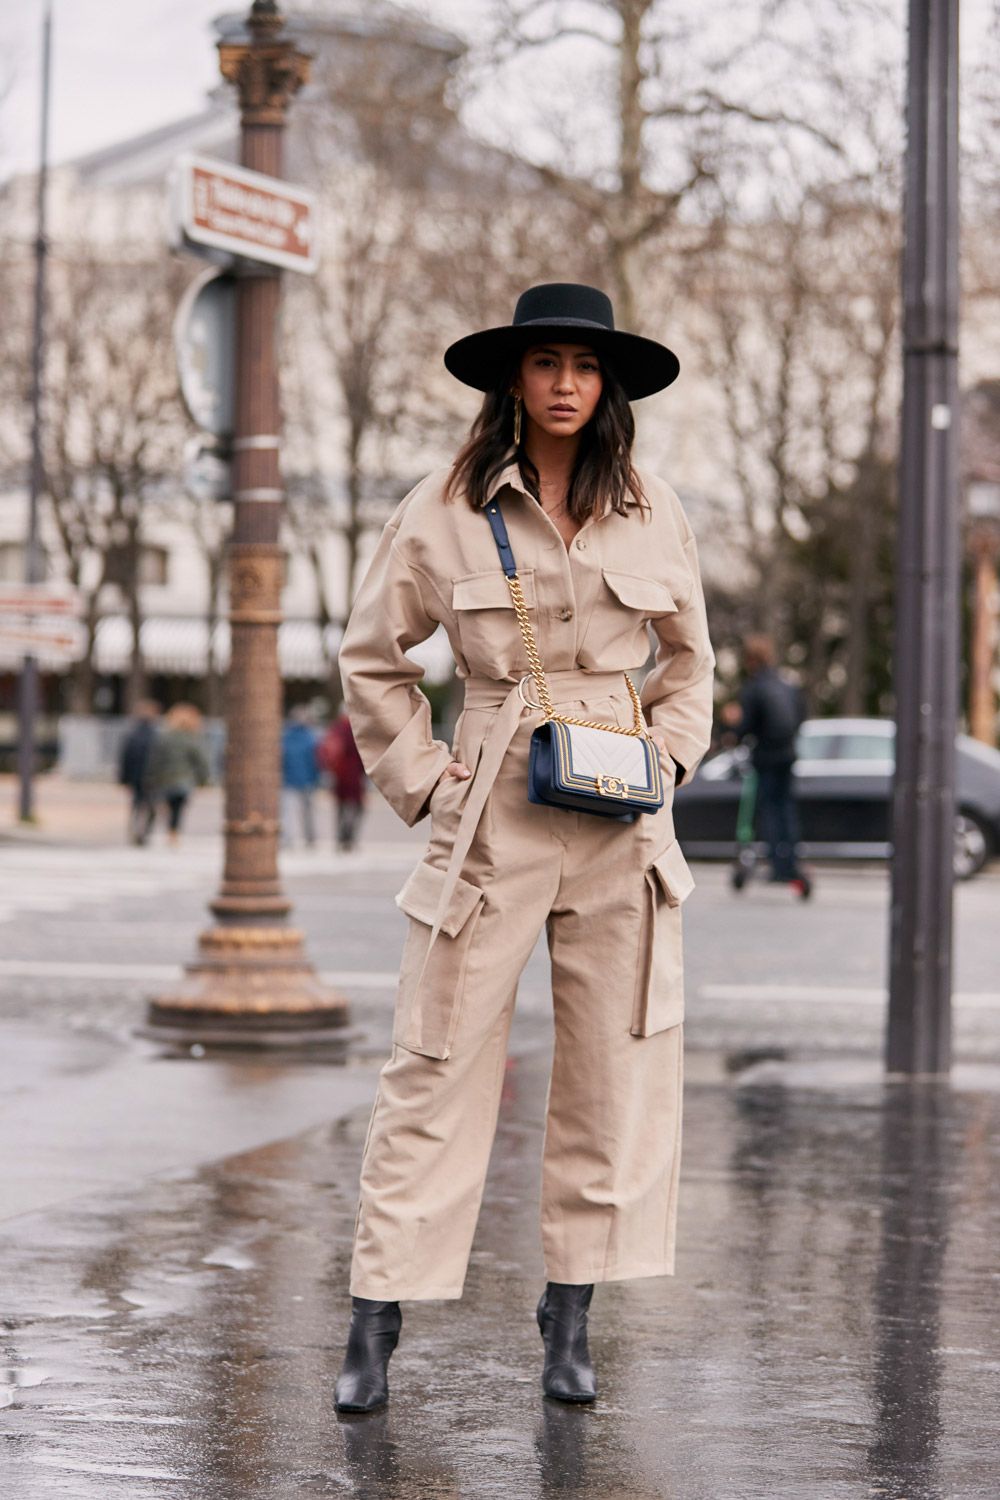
[350,687,693,1301]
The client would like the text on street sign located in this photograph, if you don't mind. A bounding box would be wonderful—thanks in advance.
[0,622,78,647]
[171,154,318,274]
[0,584,80,616]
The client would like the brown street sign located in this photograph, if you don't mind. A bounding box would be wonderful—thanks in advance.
[170,153,318,274]
[1,621,78,645]
[0,619,80,660]
[0,583,80,616]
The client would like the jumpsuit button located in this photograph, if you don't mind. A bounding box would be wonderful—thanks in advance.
[557,606,574,621]
[575,538,588,550]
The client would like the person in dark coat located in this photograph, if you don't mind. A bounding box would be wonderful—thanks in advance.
[118,699,161,845]
[723,635,810,893]
[317,711,367,852]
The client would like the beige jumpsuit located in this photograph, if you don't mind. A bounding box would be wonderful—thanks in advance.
[338,459,715,1300]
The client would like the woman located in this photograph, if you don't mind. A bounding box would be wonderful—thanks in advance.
[334,283,715,1412]
[147,702,210,845]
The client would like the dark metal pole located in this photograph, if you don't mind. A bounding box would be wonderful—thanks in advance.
[16,0,52,823]
[887,0,960,1074]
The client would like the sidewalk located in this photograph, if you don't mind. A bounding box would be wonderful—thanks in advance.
[0,769,408,848]
[1,771,225,845]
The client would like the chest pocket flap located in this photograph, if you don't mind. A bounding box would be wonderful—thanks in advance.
[453,569,536,611]
[602,568,676,617]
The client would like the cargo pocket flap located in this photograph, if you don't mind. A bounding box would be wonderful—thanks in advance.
[453,569,535,611]
[650,840,695,908]
[602,568,676,616]
[395,861,484,937]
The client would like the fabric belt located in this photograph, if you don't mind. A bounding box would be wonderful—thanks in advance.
[419,669,630,976]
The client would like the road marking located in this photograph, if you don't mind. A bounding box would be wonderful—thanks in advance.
[0,843,419,927]
[0,959,400,987]
[0,960,180,981]
[700,983,1000,1009]
[3,965,997,1010]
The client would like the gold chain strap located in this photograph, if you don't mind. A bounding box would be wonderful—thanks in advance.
[506,575,647,738]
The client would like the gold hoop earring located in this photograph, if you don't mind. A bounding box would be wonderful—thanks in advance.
[513,393,522,447]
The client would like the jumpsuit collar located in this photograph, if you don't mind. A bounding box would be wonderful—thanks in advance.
[483,453,600,535]
[484,452,532,506]
[484,451,613,534]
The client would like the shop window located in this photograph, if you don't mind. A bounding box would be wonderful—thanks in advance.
[139,546,169,586]
[0,543,49,582]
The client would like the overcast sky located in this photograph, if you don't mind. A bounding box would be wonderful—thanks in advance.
[0,0,993,181]
[0,0,486,178]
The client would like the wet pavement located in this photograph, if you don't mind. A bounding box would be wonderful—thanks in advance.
[3,1041,999,1499]
[3,784,1000,1496]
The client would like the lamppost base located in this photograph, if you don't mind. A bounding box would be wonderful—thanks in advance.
[137,1020,363,1054]
[146,924,351,1041]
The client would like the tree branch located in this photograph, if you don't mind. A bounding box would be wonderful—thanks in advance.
[646,89,846,157]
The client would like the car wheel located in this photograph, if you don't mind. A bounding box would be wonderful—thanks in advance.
[954,811,990,880]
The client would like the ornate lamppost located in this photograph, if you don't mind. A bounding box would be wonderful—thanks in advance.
[148,1,348,1043]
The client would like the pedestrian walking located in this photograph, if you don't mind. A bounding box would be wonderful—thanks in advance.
[722,635,811,896]
[317,711,367,852]
[146,702,210,846]
[332,283,715,1412]
[281,705,320,848]
[117,699,160,846]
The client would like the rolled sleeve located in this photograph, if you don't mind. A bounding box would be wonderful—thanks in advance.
[338,523,452,826]
[642,534,715,785]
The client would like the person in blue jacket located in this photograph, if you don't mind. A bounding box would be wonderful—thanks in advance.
[281,704,320,848]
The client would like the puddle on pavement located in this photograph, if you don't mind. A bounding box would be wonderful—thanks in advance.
[1,1366,51,1388]
[201,1244,257,1271]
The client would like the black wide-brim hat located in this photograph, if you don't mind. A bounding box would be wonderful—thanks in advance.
[443,283,680,401]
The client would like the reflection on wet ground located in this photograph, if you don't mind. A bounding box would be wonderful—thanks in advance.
[2,1050,998,1498]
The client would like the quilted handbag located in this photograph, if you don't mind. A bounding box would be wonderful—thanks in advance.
[484,500,664,823]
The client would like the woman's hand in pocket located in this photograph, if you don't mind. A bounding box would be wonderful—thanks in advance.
[442,761,472,783]
[427,760,471,824]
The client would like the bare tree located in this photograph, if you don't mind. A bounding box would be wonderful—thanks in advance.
[163,486,231,719]
[38,246,187,711]
[283,160,420,641]
[685,163,900,712]
[475,0,862,329]
[279,33,592,701]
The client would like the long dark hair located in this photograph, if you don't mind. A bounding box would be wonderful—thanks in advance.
[444,352,646,521]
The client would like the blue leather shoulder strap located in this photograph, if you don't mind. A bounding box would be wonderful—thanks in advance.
[484,500,518,579]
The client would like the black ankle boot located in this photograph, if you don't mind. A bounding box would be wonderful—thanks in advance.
[334,1297,402,1413]
[536,1282,597,1403]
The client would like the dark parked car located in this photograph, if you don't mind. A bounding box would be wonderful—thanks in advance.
[673,717,1000,879]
